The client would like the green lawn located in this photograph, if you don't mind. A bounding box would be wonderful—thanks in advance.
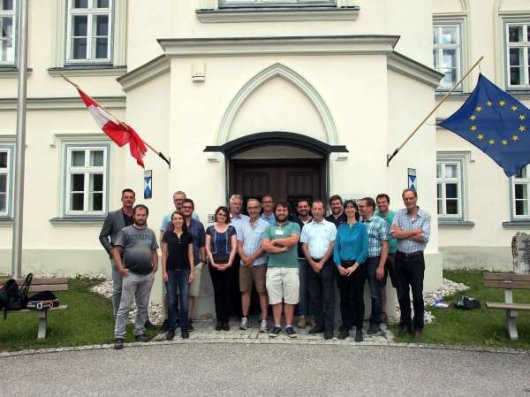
[392,270,530,349]
[0,277,156,352]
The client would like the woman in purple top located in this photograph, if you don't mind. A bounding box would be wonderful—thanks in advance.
[206,206,237,331]
[161,211,195,340]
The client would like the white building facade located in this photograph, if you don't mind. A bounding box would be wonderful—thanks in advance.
[1,0,528,308]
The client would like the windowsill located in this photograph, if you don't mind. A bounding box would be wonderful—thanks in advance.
[438,220,475,228]
[0,67,33,79]
[48,65,127,78]
[0,217,13,224]
[50,216,106,224]
[502,221,530,228]
[196,6,360,23]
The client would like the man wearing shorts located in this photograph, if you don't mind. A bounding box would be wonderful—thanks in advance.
[262,201,301,338]
[237,198,269,332]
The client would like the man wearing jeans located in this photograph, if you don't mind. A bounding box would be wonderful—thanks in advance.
[99,188,135,315]
[392,189,431,339]
[113,204,159,350]
[359,197,389,335]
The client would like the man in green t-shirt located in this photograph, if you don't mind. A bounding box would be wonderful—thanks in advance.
[262,201,301,338]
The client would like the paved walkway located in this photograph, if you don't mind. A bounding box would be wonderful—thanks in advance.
[1,319,530,396]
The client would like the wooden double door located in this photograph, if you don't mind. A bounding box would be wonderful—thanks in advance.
[230,159,326,210]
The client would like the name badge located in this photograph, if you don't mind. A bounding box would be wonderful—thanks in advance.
[275,229,284,236]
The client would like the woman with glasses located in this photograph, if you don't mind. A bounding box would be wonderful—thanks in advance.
[206,206,237,331]
[333,199,368,342]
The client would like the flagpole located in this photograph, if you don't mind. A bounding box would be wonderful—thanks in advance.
[12,0,29,279]
[386,55,485,166]
[59,73,171,168]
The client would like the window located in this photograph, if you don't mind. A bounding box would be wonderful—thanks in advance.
[64,145,108,216]
[437,160,463,218]
[0,146,12,217]
[0,0,16,66]
[66,0,112,64]
[433,22,463,89]
[512,165,530,218]
[506,22,530,88]
[220,0,335,7]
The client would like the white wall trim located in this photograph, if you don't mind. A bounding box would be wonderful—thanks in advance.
[117,55,170,92]
[0,97,125,111]
[216,62,338,152]
[388,52,443,88]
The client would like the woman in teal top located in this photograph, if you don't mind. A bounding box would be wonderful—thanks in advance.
[333,199,368,342]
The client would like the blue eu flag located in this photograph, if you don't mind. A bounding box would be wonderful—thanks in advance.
[438,74,530,177]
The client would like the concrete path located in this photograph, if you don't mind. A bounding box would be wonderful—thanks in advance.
[1,320,529,396]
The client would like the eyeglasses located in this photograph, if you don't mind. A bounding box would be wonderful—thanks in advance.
[248,206,259,210]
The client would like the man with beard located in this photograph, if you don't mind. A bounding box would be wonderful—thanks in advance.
[182,198,206,330]
[293,199,312,329]
[99,188,135,316]
[262,201,300,338]
[326,194,347,227]
[113,204,158,349]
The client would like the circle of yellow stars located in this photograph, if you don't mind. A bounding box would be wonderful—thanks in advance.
[468,100,527,147]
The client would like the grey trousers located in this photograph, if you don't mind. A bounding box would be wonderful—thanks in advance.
[111,259,123,316]
[114,272,154,338]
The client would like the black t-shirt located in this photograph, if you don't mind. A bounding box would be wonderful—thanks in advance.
[163,230,194,271]
[123,211,134,227]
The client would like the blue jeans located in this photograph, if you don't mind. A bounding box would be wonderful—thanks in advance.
[167,270,190,331]
[366,256,384,325]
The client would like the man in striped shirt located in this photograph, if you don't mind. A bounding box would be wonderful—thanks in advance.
[391,189,431,338]
[359,197,389,335]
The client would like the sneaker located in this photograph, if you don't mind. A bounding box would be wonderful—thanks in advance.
[181,330,190,339]
[166,330,175,341]
[296,316,307,329]
[134,334,150,342]
[269,326,281,338]
[324,330,334,340]
[355,329,363,342]
[285,326,297,339]
[114,338,124,350]
[337,329,350,340]
[239,316,248,330]
[367,323,381,335]
[259,319,268,333]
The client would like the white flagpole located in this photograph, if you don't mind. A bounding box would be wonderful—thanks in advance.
[12,0,29,278]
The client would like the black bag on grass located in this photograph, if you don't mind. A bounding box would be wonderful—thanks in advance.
[454,296,481,310]
[0,273,33,319]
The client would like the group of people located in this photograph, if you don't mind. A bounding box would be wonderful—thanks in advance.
[99,188,431,350]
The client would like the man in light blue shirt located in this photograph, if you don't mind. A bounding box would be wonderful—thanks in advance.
[260,194,276,225]
[392,189,431,339]
[301,200,336,339]
[237,198,269,332]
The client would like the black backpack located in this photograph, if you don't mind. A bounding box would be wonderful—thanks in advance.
[0,273,33,319]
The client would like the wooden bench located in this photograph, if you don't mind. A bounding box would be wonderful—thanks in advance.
[484,272,530,341]
[9,277,69,340]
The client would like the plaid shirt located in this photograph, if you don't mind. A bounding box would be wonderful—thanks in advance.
[392,207,431,253]
[363,215,389,258]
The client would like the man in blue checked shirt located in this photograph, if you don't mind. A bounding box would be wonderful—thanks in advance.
[391,189,431,339]
[359,197,389,336]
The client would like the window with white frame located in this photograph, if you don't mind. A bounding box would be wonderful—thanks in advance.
[0,0,16,66]
[436,158,463,219]
[512,165,530,218]
[433,22,463,89]
[66,0,112,64]
[220,0,336,7]
[506,21,530,88]
[64,145,108,216]
[0,146,12,216]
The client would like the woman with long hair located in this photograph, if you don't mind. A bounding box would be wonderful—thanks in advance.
[206,206,237,331]
[333,200,368,342]
[161,211,195,340]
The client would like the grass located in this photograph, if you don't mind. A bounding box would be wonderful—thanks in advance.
[392,270,530,349]
[0,277,157,352]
